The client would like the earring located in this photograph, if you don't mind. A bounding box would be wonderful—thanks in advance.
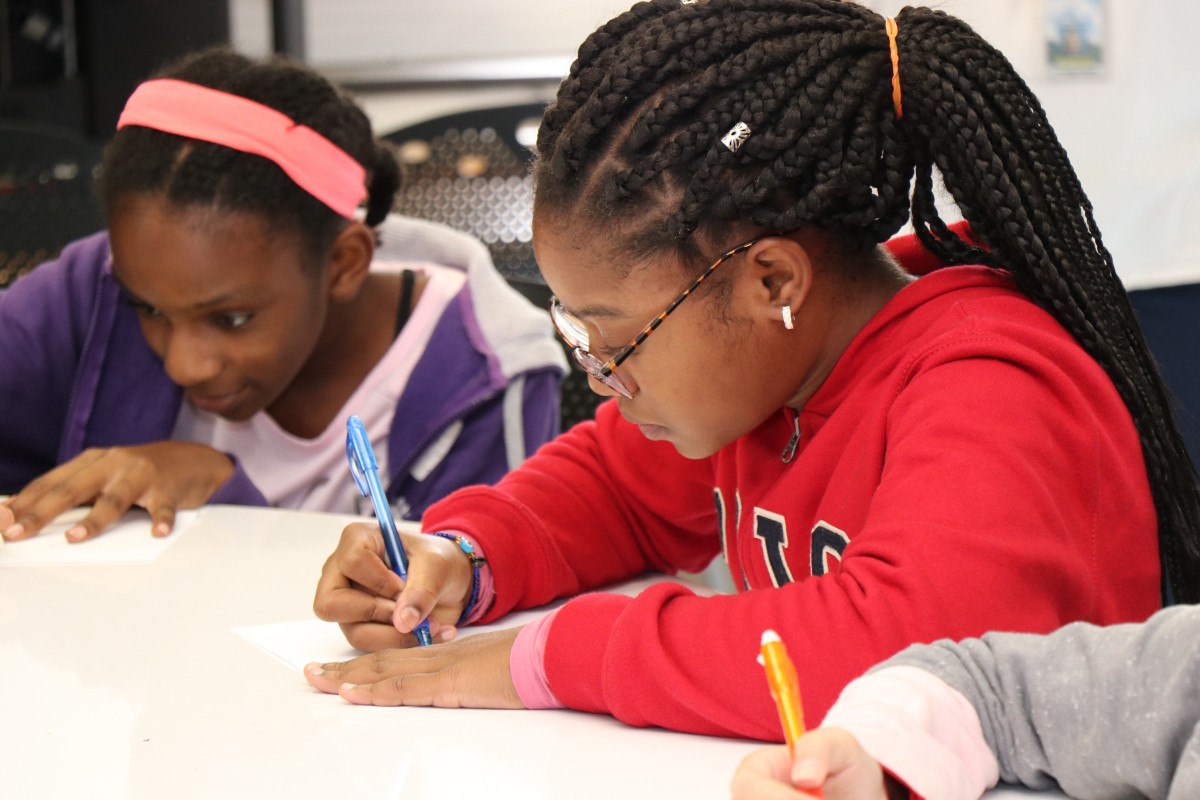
[781,305,795,330]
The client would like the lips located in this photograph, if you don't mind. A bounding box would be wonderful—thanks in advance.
[622,411,668,440]
[188,389,243,415]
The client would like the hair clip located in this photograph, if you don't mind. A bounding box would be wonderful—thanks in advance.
[681,0,699,4]
[721,121,752,153]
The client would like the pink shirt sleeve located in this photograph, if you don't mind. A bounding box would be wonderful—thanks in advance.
[509,608,565,710]
[448,533,562,709]
[819,665,999,800]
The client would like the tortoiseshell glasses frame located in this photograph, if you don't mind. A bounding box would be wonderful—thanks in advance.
[549,236,766,399]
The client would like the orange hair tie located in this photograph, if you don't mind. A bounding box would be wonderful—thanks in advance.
[885,17,903,119]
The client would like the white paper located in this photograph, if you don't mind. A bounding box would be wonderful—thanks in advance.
[233,601,560,672]
[0,507,199,566]
[234,619,363,671]
[234,574,706,672]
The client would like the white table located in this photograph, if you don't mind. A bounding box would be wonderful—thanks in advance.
[1,504,1050,799]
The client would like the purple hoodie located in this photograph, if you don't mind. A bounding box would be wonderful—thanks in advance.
[0,215,566,520]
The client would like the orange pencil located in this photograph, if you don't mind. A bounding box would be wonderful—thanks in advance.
[758,629,825,798]
[758,628,807,751]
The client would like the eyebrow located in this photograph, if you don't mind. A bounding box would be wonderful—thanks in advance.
[113,274,241,313]
[561,302,631,321]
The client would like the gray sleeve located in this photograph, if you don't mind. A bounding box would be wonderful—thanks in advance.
[877,605,1200,800]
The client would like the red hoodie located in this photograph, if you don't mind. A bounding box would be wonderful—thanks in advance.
[424,255,1158,739]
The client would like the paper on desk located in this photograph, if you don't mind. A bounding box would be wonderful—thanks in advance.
[0,507,199,566]
[233,603,562,673]
[234,619,363,671]
[233,574,701,673]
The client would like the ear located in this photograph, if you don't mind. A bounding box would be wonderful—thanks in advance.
[743,236,815,325]
[325,221,375,302]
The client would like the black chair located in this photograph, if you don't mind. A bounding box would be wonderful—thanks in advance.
[383,103,604,431]
[0,120,105,289]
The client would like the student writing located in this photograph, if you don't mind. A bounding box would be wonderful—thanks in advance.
[305,0,1200,738]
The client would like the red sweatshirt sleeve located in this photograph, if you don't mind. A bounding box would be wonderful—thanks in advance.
[422,401,723,622]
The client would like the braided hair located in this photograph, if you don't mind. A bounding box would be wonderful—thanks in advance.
[99,47,400,266]
[532,0,1200,603]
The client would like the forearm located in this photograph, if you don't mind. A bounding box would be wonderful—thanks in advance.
[208,457,269,506]
[880,604,1200,798]
[422,404,719,621]
[0,251,91,491]
[820,666,999,800]
[535,524,1142,740]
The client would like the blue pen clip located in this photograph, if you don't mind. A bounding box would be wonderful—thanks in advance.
[345,415,434,647]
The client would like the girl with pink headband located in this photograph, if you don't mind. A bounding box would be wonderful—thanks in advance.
[0,47,565,542]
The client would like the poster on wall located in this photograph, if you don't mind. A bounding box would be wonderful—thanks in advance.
[1045,0,1105,75]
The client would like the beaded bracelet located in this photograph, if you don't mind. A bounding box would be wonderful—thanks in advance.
[427,531,487,625]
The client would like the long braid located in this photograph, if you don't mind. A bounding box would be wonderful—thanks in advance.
[533,0,1200,602]
[99,47,400,263]
[898,9,1200,600]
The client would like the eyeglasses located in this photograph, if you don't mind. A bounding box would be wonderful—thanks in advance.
[549,237,765,399]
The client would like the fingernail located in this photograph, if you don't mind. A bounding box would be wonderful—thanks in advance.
[793,757,823,785]
[305,663,325,676]
[339,683,357,693]
[4,524,24,540]
[66,526,87,542]
[154,523,170,537]
[397,606,421,631]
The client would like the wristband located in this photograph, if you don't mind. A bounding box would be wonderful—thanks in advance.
[427,531,486,625]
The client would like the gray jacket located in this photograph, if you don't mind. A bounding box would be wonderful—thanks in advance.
[883,604,1200,799]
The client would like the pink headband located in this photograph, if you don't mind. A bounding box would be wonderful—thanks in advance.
[117,78,368,219]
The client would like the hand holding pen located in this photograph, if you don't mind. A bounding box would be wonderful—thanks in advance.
[345,415,434,647]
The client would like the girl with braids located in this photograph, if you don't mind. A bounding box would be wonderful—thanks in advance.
[306,0,1200,741]
[0,48,565,542]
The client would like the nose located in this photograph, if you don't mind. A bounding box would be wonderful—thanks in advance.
[160,327,223,388]
[587,369,636,400]
[587,373,623,398]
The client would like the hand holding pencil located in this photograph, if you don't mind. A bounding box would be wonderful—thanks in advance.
[736,629,895,799]
[755,629,827,798]
[730,730,891,800]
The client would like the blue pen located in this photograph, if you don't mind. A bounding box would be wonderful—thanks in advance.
[345,415,433,646]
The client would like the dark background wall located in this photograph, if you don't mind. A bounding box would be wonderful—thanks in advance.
[1129,287,1200,473]
[0,0,230,139]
